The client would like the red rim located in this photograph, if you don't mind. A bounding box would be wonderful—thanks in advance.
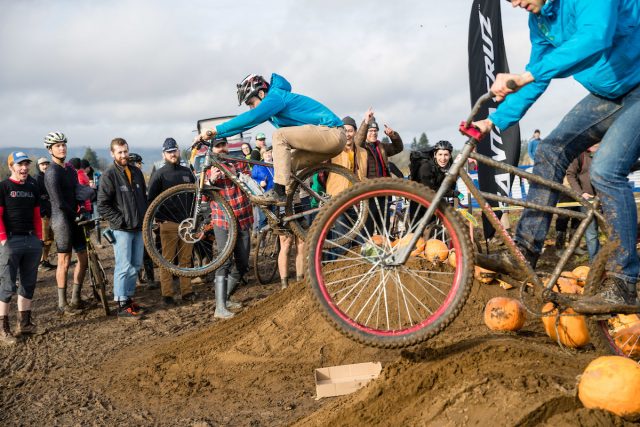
[313,188,463,337]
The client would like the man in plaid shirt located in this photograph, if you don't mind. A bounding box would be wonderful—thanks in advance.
[208,137,253,319]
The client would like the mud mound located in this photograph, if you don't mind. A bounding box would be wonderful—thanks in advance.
[101,279,397,425]
[295,282,631,426]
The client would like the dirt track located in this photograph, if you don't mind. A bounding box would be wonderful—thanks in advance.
[0,243,637,426]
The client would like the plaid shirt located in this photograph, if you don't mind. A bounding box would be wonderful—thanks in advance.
[208,162,253,231]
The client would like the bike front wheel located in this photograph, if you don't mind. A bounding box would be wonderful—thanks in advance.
[143,184,237,277]
[306,178,474,348]
[88,251,110,316]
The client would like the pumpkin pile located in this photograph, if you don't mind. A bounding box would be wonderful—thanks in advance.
[483,297,526,332]
[578,356,640,421]
[392,235,449,262]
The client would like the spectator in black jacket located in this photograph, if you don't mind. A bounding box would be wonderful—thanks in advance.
[36,158,55,271]
[147,138,196,306]
[410,140,462,216]
[97,138,148,320]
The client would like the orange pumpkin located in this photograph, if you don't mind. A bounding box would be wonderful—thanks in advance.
[543,274,583,295]
[578,356,640,421]
[613,322,640,358]
[541,302,590,348]
[410,237,427,257]
[474,266,496,284]
[371,234,386,247]
[572,265,590,287]
[391,232,413,248]
[483,297,526,331]
[448,250,456,268]
[424,239,449,261]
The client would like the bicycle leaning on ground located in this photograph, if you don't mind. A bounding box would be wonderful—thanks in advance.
[76,217,110,315]
[142,137,366,280]
[304,86,640,362]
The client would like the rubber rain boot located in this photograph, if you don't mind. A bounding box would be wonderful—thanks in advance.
[214,276,234,319]
[225,276,242,310]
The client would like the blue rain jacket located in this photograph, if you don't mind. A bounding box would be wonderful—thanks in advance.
[216,74,342,137]
[490,0,640,130]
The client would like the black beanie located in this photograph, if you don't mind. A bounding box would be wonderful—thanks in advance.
[342,116,357,130]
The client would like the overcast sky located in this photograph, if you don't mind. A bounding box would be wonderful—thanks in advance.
[0,1,587,152]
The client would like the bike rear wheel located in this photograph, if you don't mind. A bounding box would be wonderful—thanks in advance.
[286,163,365,244]
[254,227,281,285]
[88,252,110,316]
[585,244,640,362]
[306,178,474,348]
[143,184,237,277]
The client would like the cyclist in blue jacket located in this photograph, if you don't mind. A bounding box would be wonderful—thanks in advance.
[473,0,640,311]
[199,73,346,205]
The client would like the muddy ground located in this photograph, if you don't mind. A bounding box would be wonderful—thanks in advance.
[0,237,637,426]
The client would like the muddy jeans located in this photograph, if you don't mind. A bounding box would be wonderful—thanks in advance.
[272,125,346,185]
[213,226,250,280]
[515,84,640,288]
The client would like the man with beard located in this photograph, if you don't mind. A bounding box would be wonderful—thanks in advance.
[98,138,148,320]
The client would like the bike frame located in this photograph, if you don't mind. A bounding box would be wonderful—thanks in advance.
[390,91,611,306]
[193,142,327,229]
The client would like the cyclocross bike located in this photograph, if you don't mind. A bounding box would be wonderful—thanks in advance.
[77,217,110,315]
[143,139,366,279]
[305,86,640,362]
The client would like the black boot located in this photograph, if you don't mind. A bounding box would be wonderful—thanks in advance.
[16,311,44,336]
[572,276,640,314]
[475,244,539,280]
[0,315,17,345]
[555,231,566,250]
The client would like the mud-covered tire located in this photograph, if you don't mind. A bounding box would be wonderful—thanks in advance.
[143,184,237,278]
[88,252,110,316]
[286,163,363,244]
[254,228,280,285]
[306,178,474,348]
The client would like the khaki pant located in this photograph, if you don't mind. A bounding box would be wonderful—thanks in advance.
[159,221,194,297]
[41,216,54,261]
[272,125,346,185]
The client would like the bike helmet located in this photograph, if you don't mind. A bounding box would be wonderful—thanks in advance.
[236,74,269,106]
[128,153,143,164]
[433,140,453,152]
[44,131,67,148]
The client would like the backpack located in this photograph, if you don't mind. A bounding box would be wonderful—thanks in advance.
[409,148,435,182]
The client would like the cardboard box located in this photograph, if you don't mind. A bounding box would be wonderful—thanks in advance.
[314,362,382,399]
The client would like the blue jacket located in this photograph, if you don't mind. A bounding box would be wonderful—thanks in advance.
[490,0,640,130]
[216,74,343,137]
[251,164,274,191]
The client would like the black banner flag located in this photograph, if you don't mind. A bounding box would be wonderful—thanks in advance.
[468,0,521,239]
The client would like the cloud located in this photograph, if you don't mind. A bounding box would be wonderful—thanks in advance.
[0,1,587,151]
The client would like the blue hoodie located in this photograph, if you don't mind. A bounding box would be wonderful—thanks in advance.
[490,0,640,131]
[216,74,343,137]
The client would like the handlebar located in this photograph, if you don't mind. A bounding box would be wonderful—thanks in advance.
[461,79,518,139]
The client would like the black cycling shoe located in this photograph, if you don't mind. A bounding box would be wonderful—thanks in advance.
[572,276,640,314]
[475,244,539,280]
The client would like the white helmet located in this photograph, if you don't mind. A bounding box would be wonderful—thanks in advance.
[44,132,67,148]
